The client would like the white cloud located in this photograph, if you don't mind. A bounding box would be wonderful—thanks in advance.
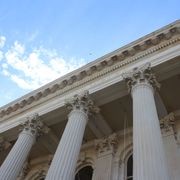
[2,63,8,69]
[0,51,3,61]
[1,39,86,90]
[10,74,34,90]
[2,69,10,76]
[0,36,6,48]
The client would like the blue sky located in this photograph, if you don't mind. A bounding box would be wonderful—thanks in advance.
[0,0,179,107]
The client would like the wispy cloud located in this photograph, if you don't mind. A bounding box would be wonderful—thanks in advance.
[0,37,86,90]
[0,36,6,48]
[0,36,6,62]
[27,30,39,42]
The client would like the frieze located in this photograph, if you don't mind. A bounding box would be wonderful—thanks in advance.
[0,21,179,119]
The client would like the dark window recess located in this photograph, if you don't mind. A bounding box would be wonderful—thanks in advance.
[75,166,93,180]
[127,155,133,180]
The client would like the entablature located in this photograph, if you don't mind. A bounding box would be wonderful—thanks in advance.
[0,20,180,135]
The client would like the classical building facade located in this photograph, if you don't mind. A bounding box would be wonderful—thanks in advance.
[0,20,180,180]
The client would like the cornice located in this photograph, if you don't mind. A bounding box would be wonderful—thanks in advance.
[0,20,180,119]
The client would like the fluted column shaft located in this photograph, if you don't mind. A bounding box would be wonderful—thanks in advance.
[45,110,88,180]
[0,114,43,180]
[0,131,35,180]
[45,92,98,180]
[132,83,169,180]
[123,64,170,180]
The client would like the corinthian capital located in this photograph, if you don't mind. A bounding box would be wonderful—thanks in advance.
[122,63,160,92]
[65,91,99,115]
[21,113,49,137]
[95,133,118,155]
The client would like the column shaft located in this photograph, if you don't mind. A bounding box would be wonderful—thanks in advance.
[0,113,44,180]
[0,131,35,180]
[132,83,169,180]
[92,134,118,180]
[45,110,88,180]
[123,64,170,180]
[45,92,97,180]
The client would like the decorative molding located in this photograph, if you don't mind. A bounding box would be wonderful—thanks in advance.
[118,142,133,166]
[26,169,46,180]
[35,169,46,178]
[17,162,29,180]
[20,113,49,138]
[65,91,99,116]
[0,21,179,119]
[160,113,175,136]
[95,133,119,156]
[122,63,160,92]
[0,137,11,152]
[76,152,95,172]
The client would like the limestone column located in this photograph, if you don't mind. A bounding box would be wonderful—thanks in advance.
[92,134,118,180]
[160,113,180,180]
[123,63,170,180]
[45,91,98,180]
[0,114,46,180]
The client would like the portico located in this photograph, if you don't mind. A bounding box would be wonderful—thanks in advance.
[0,20,180,180]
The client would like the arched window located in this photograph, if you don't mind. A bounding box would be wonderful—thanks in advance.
[75,166,93,180]
[126,154,133,180]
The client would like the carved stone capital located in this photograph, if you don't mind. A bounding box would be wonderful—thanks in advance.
[0,137,11,152]
[95,133,118,156]
[21,113,49,138]
[160,113,175,136]
[65,91,99,116]
[122,63,160,93]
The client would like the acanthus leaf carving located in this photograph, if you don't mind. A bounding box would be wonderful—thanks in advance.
[20,113,49,138]
[122,63,160,93]
[95,133,119,156]
[65,91,99,116]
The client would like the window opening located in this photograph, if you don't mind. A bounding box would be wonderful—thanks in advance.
[75,166,93,180]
